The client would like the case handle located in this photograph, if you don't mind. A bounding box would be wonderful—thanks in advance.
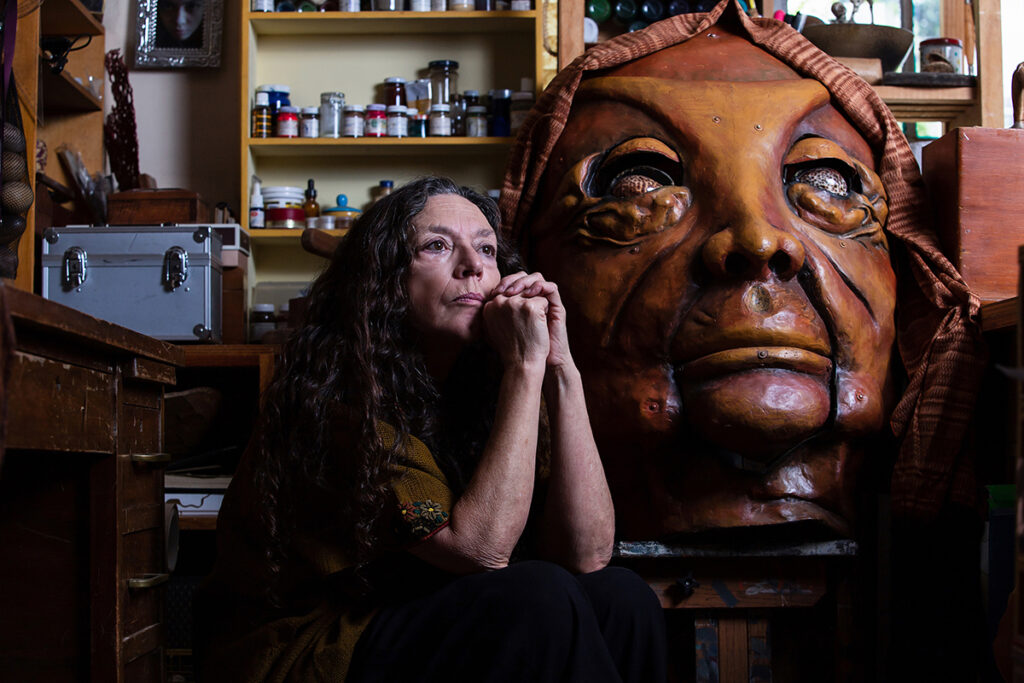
[127,573,169,589]
[163,246,189,290]
[62,247,87,289]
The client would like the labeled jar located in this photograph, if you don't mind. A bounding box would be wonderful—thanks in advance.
[251,91,272,138]
[510,90,534,135]
[431,0,446,9]
[250,304,277,343]
[510,0,530,7]
[386,105,408,137]
[343,104,366,137]
[450,0,473,9]
[410,0,430,9]
[428,60,459,106]
[340,0,360,8]
[409,113,429,137]
[319,91,345,138]
[383,77,408,107]
[429,103,452,136]
[300,107,320,137]
[466,105,488,137]
[252,0,274,10]
[365,104,387,137]
[276,106,300,137]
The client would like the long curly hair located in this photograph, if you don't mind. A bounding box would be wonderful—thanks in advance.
[252,177,520,602]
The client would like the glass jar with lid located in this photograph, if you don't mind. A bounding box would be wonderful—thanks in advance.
[466,105,488,137]
[319,91,344,138]
[428,60,459,106]
[429,104,452,136]
[365,104,387,137]
[300,107,320,138]
[383,77,408,107]
[343,104,365,137]
[276,106,300,138]
[386,105,408,137]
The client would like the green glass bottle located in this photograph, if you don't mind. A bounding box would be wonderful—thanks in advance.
[586,0,612,23]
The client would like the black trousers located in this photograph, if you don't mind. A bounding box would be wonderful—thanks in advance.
[347,560,667,682]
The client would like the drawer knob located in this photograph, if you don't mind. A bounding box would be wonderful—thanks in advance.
[130,452,172,464]
[127,573,169,589]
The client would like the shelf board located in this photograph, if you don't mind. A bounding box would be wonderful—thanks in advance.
[252,228,350,242]
[980,297,1017,332]
[873,85,977,123]
[39,59,103,114]
[249,9,537,34]
[249,136,513,157]
[41,0,104,36]
[179,343,280,367]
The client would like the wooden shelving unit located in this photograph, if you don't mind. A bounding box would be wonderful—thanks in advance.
[873,84,978,123]
[249,136,514,157]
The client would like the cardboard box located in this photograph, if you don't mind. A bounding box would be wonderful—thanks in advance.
[922,128,1024,302]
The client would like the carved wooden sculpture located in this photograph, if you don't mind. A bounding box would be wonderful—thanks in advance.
[501,0,985,540]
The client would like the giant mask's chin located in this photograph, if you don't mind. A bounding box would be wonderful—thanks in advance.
[526,29,897,540]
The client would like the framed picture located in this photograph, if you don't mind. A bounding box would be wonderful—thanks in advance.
[135,0,223,68]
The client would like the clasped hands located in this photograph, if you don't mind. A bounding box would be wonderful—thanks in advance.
[482,272,571,371]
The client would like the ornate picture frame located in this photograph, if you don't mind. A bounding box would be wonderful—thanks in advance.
[134,0,223,68]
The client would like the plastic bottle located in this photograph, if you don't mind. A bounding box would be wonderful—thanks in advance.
[249,177,265,228]
[303,179,321,218]
[251,91,272,138]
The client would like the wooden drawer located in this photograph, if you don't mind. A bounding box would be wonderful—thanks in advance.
[6,350,115,453]
[122,528,165,637]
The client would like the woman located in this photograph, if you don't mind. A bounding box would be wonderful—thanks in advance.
[196,177,666,682]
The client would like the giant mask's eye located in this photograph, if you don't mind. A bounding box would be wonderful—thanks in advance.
[782,137,888,246]
[590,138,684,198]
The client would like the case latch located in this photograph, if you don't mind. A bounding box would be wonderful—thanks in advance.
[163,246,189,290]
[62,247,88,289]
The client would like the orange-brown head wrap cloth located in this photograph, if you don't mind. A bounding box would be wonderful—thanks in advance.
[500,0,986,523]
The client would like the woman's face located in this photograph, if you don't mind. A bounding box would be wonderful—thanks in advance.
[407,194,502,350]
[159,0,204,42]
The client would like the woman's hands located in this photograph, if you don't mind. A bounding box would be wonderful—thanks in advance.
[485,272,572,370]
[482,274,550,370]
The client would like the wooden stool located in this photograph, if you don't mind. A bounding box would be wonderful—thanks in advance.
[614,539,860,683]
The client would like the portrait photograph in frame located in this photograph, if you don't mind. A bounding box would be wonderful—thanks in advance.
[135,0,223,68]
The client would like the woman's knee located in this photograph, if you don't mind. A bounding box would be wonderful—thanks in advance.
[576,566,663,621]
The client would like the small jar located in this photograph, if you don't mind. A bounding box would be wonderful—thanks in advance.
[431,0,446,9]
[409,113,429,137]
[319,91,345,138]
[386,105,408,137]
[410,0,430,9]
[510,91,534,135]
[300,107,320,138]
[429,104,452,136]
[449,0,473,8]
[510,0,530,8]
[365,104,387,137]
[276,106,300,138]
[250,304,276,343]
[466,105,488,137]
[428,60,459,106]
[920,37,964,74]
[383,77,408,107]
[340,0,360,8]
[252,0,274,10]
[343,104,366,137]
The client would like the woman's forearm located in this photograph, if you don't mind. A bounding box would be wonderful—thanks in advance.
[538,363,615,574]
[413,362,545,573]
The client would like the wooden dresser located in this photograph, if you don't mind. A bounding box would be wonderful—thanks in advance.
[0,287,183,682]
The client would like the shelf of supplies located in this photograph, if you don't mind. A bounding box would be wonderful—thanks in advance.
[251,228,350,243]
[248,136,514,157]
[248,10,538,35]
[39,58,103,113]
[41,0,104,36]
[873,85,977,123]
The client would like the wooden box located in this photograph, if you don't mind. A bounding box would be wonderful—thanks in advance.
[922,127,1024,302]
[108,188,212,225]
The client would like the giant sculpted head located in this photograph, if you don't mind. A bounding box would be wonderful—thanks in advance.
[502,5,920,539]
